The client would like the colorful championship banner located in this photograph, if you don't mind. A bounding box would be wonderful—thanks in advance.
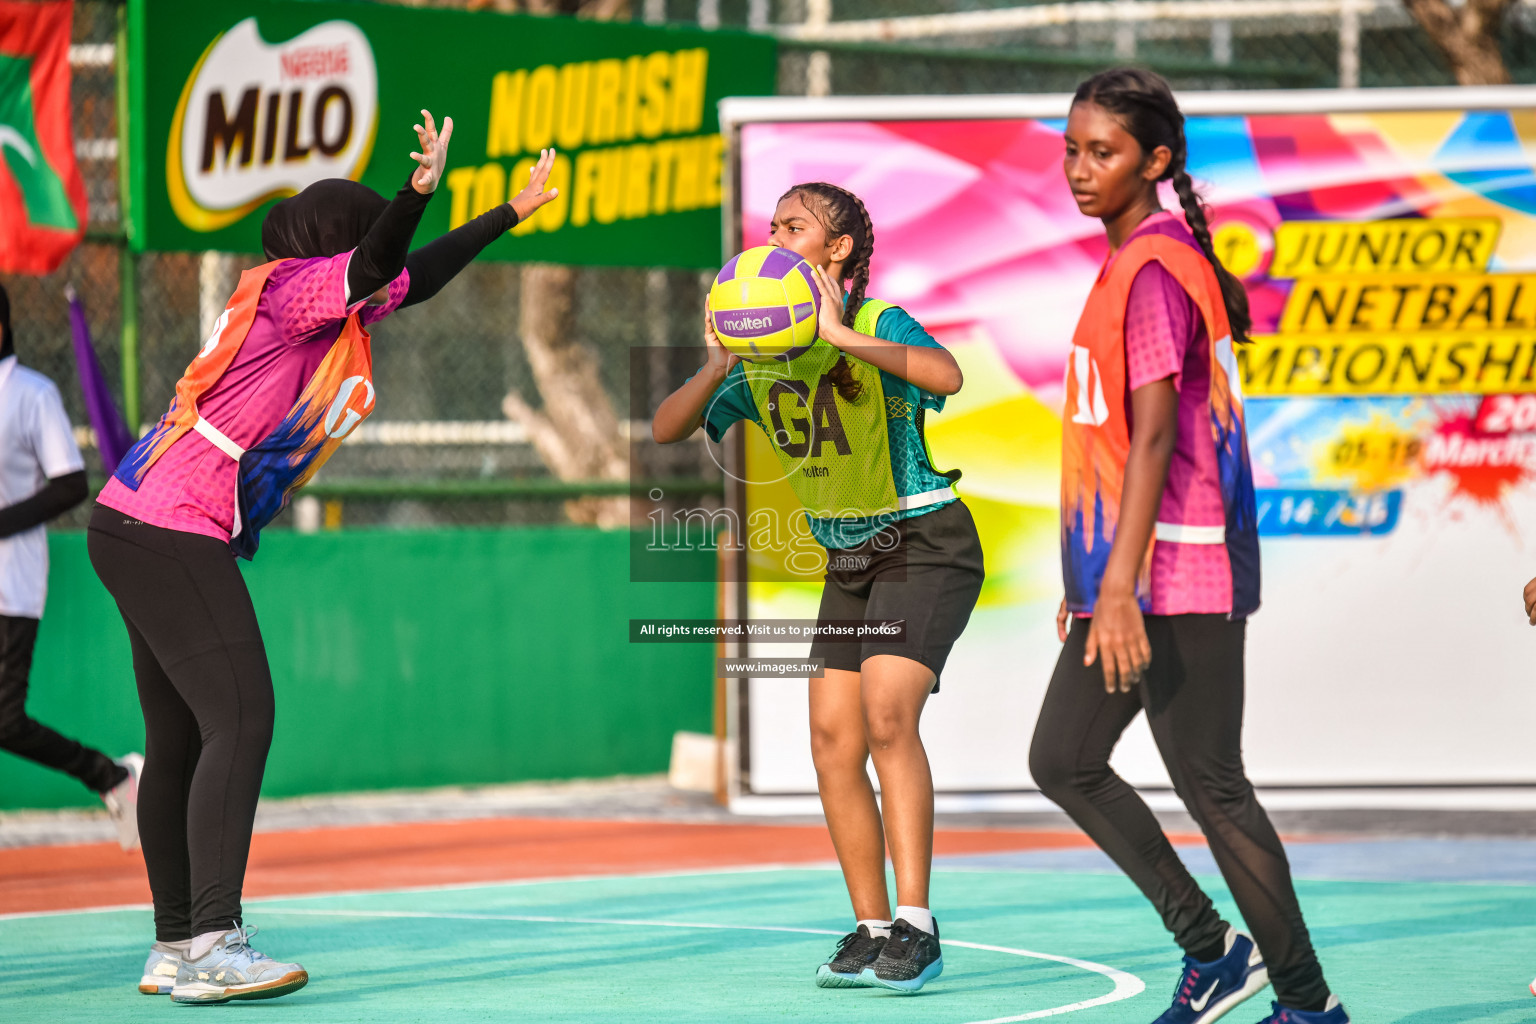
[724,90,1536,795]
[0,0,88,275]
[126,0,777,266]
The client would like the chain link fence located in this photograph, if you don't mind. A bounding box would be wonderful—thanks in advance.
[9,0,1536,535]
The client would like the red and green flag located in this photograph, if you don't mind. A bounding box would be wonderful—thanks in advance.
[0,0,87,274]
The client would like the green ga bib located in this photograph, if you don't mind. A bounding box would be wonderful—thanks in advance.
[747,300,900,520]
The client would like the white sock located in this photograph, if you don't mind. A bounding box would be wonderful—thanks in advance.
[189,929,227,961]
[895,905,934,934]
[152,939,193,956]
[856,918,892,938]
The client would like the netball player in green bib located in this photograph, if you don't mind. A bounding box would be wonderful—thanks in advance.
[654,183,985,993]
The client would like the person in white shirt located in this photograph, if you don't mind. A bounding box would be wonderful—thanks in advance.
[0,282,140,849]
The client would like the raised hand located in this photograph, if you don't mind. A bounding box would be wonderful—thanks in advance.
[810,263,849,344]
[410,110,453,195]
[510,148,561,222]
[703,298,740,375]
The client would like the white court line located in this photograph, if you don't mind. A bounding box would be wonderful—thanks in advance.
[255,906,1145,1023]
[0,863,828,923]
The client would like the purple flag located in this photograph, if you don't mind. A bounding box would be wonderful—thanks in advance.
[65,285,133,475]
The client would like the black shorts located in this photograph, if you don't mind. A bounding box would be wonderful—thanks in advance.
[807,499,985,690]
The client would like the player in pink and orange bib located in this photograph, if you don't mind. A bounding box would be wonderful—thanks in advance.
[87,112,559,1005]
[1026,70,1350,1024]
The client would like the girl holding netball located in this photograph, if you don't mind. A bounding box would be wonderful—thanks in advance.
[1027,68,1349,1024]
[88,113,559,1004]
[654,183,983,992]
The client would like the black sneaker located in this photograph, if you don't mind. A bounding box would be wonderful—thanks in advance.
[814,924,886,988]
[863,917,943,992]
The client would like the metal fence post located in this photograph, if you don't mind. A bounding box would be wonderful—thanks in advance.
[806,0,832,97]
[1211,19,1233,67]
[115,0,139,431]
[1339,0,1362,88]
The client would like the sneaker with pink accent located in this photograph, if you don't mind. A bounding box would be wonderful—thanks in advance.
[101,753,143,852]
[1153,927,1268,1024]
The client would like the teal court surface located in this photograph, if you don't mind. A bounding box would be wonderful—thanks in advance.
[4,842,1535,1023]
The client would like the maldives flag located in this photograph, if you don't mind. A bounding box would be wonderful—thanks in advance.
[0,0,86,274]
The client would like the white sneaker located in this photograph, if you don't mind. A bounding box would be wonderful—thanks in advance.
[170,924,308,1004]
[101,753,143,852]
[139,944,184,994]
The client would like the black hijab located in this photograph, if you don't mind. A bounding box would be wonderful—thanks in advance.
[261,179,388,260]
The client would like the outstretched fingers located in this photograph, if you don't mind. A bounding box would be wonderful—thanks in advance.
[509,149,560,220]
[530,148,558,191]
[408,110,453,192]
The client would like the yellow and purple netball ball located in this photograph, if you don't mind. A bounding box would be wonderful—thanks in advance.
[709,246,821,363]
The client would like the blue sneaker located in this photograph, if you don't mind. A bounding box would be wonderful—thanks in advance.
[169,924,308,1004]
[138,944,183,994]
[1253,995,1349,1023]
[1154,928,1268,1023]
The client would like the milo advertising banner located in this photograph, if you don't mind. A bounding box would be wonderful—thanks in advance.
[126,0,776,265]
[723,89,1536,797]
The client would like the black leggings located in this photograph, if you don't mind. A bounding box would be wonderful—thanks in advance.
[1028,614,1328,1010]
[0,615,124,793]
[87,506,273,941]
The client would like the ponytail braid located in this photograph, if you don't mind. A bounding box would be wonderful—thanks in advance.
[780,181,873,401]
[842,195,875,329]
[1171,162,1253,344]
[1073,67,1253,344]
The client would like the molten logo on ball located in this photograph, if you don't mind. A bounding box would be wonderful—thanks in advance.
[720,315,774,332]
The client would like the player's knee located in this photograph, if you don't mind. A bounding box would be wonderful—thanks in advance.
[862,706,918,752]
[1027,739,1075,799]
[1177,758,1255,816]
[245,704,276,751]
[238,675,277,746]
[206,694,275,755]
[809,717,865,772]
[1028,737,1109,802]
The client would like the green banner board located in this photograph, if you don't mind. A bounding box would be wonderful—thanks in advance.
[126,0,776,267]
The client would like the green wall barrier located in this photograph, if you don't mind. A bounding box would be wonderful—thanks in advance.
[0,528,715,811]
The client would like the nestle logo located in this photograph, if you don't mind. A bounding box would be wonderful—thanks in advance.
[721,315,772,331]
[281,45,350,80]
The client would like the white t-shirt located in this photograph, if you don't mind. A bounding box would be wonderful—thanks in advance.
[0,356,86,619]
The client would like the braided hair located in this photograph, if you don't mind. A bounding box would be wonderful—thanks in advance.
[779,181,874,401]
[1072,68,1253,344]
